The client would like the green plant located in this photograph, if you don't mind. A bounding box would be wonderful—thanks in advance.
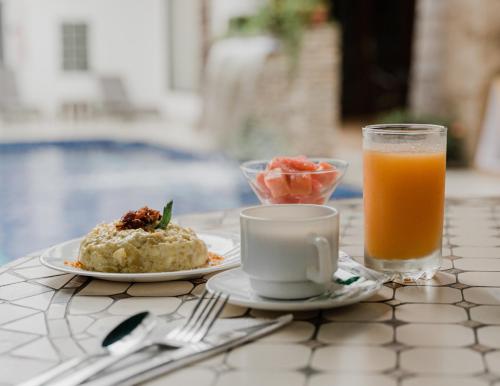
[377,109,468,167]
[228,0,327,74]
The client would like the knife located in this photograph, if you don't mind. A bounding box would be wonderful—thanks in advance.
[83,314,293,386]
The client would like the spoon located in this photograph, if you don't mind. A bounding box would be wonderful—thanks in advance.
[19,311,157,386]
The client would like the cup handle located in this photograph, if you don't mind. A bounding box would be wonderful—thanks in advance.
[306,235,334,286]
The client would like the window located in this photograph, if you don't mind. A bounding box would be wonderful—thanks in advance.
[61,23,88,71]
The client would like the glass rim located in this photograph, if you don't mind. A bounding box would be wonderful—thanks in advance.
[240,158,349,175]
[362,123,447,135]
[240,204,338,222]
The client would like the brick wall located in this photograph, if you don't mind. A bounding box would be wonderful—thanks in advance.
[410,0,500,160]
[252,25,341,157]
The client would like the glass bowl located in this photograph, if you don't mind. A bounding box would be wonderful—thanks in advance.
[241,158,349,205]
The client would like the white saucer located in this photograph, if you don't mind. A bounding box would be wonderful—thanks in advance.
[40,232,240,282]
[206,252,388,311]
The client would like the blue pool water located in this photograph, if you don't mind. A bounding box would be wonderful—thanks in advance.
[0,141,361,262]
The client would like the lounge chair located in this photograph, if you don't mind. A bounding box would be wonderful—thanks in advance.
[99,76,159,119]
[0,67,39,121]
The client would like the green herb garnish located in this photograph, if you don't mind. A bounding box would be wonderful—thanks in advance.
[155,200,173,230]
[335,276,360,285]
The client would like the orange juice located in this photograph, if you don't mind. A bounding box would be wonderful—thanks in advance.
[363,150,446,260]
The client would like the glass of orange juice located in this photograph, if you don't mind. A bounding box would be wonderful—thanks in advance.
[363,124,447,281]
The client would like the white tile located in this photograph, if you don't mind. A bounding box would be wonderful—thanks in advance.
[396,324,474,347]
[12,291,54,311]
[220,303,248,318]
[0,272,25,286]
[459,272,500,286]
[395,304,467,323]
[12,336,59,361]
[342,246,364,257]
[470,306,500,324]
[0,303,38,324]
[259,321,315,343]
[48,319,71,338]
[454,247,500,258]
[464,287,500,305]
[216,371,305,386]
[69,296,113,315]
[127,281,193,297]
[317,322,393,345]
[64,275,88,288]
[440,258,453,270]
[478,326,500,348]
[108,297,180,316]
[78,280,130,296]
[15,266,66,279]
[394,272,456,286]
[191,283,206,296]
[0,329,37,354]
[450,237,500,247]
[395,286,462,303]
[485,351,500,375]
[323,303,392,322]
[250,309,319,321]
[67,315,94,334]
[195,353,226,368]
[364,286,393,302]
[47,304,67,320]
[455,258,500,271]
[400,348,484,374]
[176,297,247,319]
[47,288,75,319]
[0,282,51,301]
[402,377,487,386]
[449,227,498,238]
[86,316,126,338]
[311,346,396,372]
[52,337,85,358]
[3,312,47,335]
[309,373,397,386]
[36,274,75,289]
[78,337,101,354]
[6,257,39,269]
[227,343,311,370]
[145,368,216,386]
[0,356,56,384]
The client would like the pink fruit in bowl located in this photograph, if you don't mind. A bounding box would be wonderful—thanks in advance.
[241,156,349,205]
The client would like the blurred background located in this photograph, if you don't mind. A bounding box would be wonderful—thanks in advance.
[1,0,500,261]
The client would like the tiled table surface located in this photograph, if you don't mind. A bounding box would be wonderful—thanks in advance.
[1,198,500,386]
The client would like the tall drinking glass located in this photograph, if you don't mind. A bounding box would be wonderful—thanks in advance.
[363,124,447,281]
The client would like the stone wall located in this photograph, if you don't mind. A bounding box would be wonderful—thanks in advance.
[410,0,500,160]
[252,24,341,157]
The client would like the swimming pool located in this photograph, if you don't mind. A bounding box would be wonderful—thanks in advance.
[0,141,361,262]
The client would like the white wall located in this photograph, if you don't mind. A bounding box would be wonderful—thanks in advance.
[3,0,167,116]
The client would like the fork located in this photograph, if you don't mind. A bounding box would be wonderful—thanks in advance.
[161,290,229,346]
[49,290,229,386]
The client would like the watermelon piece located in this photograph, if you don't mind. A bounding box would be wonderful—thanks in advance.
[270,195,301,204]
[255,171,271,198]
[289,173,312,195]
[311,178,323,195]
[267,157,286,171]
[281,156,317,171]
[264,168,290,198]
[313,162,338,186]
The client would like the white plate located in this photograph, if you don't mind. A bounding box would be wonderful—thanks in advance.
[206,252,388,311]
[40,232,240,282]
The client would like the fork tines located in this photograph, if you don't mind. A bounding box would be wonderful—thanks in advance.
[170,290,229,343]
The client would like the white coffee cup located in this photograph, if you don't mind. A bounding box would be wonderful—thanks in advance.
[240,204,339,299]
